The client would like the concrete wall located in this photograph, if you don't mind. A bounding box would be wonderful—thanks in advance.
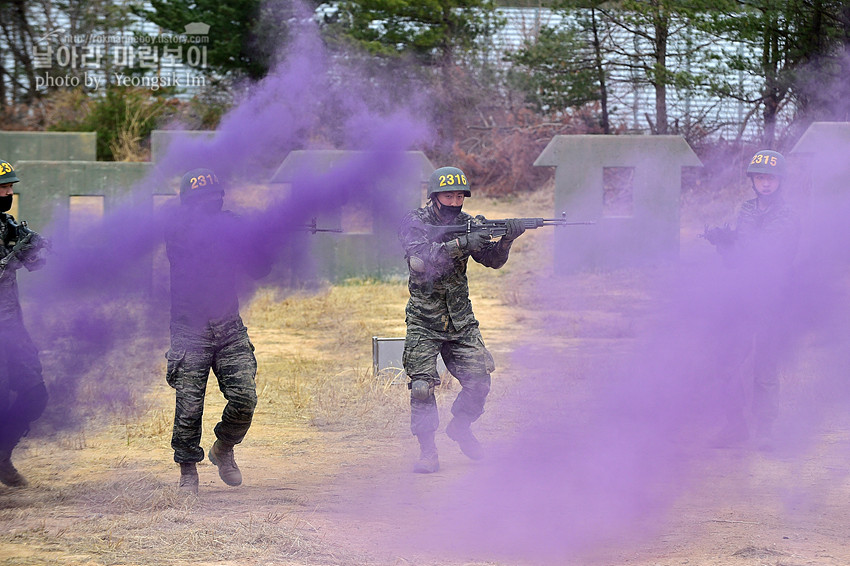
[271,150,434,281]
[7,132,435,283]
[790,122,850,257]
[790,122,850,191]
[0,131,96,163]
[535,135,702,272]
[13,160,152,232]
[12,159,152,297]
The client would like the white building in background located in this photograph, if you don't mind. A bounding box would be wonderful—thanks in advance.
[4,3,787,142]
[489,6,784,142]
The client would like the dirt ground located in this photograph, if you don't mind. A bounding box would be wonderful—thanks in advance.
[2,186,850,565]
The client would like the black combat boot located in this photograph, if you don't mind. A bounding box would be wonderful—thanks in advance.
[178,462,199,494]
[208,440,242,486]
[446,416,483,460]
[413,432,439,474]
[0,449,28,487]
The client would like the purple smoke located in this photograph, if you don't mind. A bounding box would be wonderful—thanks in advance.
[27,5,430,424]
[335,147,850,563]
[19,2,850,564]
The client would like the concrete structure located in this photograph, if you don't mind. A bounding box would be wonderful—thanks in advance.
[373,336,446,383]
[0,131,96,163]
[5,130,436,284]
[535,134,702,272]
[270,149,434,281]
[789,122,850,256]
[13,160,151,234]
[11,159,152,297]
[790,122,850,189]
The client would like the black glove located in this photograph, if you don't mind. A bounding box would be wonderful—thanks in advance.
[502,219,526,242]
[457,231,489,253]
[702,225,736,248]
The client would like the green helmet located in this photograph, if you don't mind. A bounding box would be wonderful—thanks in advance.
[427,166,471,199]
[0,160,20,184]
[179,168,223,203]
[746,150,786,178]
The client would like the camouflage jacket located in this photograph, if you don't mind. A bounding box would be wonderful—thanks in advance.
[398,204,511,332]
[166,208,270,329]
[732,195,800,272]
[0,213,47,322]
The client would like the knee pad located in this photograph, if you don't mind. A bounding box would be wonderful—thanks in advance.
[409,379,433,401]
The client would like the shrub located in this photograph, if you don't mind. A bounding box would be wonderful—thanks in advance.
[451,105,605,196]
[49,87,178,161]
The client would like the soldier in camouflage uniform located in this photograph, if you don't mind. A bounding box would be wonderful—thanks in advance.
[704,150,800,450]
[0,160,49,487]
[398,166,526,473]
[165,168,271,493]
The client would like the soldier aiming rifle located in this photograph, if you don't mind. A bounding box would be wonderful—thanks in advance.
[398,166,590,473]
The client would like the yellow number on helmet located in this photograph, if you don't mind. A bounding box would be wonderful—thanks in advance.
[439,175,446,187]
[461,174,467,185]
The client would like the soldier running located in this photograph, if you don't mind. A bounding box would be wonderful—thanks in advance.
[165,168,271,493]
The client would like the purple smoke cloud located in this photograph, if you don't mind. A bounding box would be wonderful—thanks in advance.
[26,3,430,424]
[337,149,850,563]
[19,2,850,564]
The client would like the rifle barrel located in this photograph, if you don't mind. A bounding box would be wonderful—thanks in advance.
[541,219,595,225]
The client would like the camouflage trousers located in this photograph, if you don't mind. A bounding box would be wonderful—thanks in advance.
[166,316,257,463]
[716,311,786,427]
[0,322,48,452]
[403,321,495,437]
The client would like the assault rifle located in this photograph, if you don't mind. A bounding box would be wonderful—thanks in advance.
[4,217,49,250]
[4,217,29,245]
[427,213,593,240]
[300,217,343,235]
[0,217,50,278]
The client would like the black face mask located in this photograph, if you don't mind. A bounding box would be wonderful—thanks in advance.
[0,195,12,213]
[184,193,223,215]
[197,196,223,214]
[436,202,462,221]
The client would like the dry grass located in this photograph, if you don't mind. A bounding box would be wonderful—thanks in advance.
[109,102,158,162]
[7,184,845,566]
[3,184,663,565]
[244,282,411,434]
[4,190,569,565]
